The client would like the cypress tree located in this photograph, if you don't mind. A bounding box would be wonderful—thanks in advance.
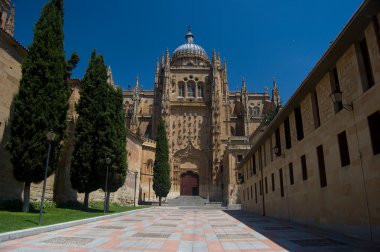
[100,87,127,212]
[6,0,67,212]
[153,119,171,206]
[71,51,106,209]
[71,51,127,210]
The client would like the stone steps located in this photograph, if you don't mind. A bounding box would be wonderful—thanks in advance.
[166,196,226,209]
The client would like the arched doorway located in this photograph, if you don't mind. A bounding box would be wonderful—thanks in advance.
[180,171,199,196]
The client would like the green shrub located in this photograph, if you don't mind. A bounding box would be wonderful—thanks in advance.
[0,200,23,211]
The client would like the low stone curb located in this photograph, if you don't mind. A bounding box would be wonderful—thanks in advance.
[0,207,150,243]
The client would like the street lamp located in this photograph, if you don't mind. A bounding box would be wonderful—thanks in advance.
[104,157,111,214]
[39,130,56,225]
[330,90,353,111]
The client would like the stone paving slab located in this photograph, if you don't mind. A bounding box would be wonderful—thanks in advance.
[1,208,380,251]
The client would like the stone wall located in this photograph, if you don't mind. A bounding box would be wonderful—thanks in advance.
[237,7,380,242]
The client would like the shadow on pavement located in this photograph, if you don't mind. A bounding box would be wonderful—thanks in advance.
[223,210,380,252]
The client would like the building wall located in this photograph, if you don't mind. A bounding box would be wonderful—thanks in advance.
[221,137,250,206]
[238,7,380,242]
[0,31,27,201]
[139,140,156,202]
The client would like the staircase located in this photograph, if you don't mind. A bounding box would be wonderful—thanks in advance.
[166,196,225,209]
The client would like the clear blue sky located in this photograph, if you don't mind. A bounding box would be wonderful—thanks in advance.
[15,0,363,103]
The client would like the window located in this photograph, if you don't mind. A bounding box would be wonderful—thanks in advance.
[255,183,257,203]
[311,90,321,128]
[247,187,249,200]
[294,106,304,140]
[338,131,350,166]
[271,173,275,191]
[187,83,195,97]
[284,117,292,149]
[275,128,281,156]
[237,155,243,163]
[230,126,235,136]
[197,84,204,98]
[289,162,294,185]
[368,111,380,155]
[259,180,262,195]
[359,37,375,91]
[301,155,307,180]
[243,189,245,201]
[250,186,253,200]
[317,145,327,187]
[279,168,284,197]
[178,83,185,97]
[330,68,343,113]
[270,136,273,161]
[252,154,257,175]
[263,142,267,167]
[265,177,268,194]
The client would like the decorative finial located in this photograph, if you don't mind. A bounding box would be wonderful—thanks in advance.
[185,26,194,44]
[273,77,277,88]
[135,76,139,90]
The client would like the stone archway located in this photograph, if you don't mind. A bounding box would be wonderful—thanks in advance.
[180,171,199,196]
[173,142,208,198]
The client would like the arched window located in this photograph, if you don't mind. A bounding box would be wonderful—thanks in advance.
[187,82,195,97]
[146,159,153,173]
[178,82,185,97]
[197,83,204,98]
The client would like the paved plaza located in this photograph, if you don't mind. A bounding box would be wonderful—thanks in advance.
[0,207,379,251]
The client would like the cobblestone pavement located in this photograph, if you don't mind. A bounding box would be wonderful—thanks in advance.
[0,207,379,251]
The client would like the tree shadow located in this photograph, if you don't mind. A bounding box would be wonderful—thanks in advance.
[24,219,38,225]
[56,200,115,213]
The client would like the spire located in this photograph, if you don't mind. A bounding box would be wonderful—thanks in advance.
[242,78,247,93]
[224,58,228,82]
[273,77,277,89]
[185,26,194,44]
[212,49,216,62]
[155,60,160,74]
[134,76,139,92]
[131,76,140,134]
[106,66,115,87]
[165,48,170,67]
[161,53,165,68]
[155,60,160,84]
[5,2,14,37]
[272,77,281,107]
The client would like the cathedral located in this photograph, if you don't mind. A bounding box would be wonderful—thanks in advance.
[123,28,280,201]
[0,0,280,205]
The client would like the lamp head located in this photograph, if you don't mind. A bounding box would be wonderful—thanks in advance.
[46,130,56,141]
[330,90,343,104]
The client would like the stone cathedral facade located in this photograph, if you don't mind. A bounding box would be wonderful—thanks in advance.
[123,29,280,201]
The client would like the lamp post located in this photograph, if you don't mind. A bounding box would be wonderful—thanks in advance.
[104,157,111,214]
[133,171,138,207]
[39,130,56,225]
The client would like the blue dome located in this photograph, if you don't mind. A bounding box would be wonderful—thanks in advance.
[172,28,209,61]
